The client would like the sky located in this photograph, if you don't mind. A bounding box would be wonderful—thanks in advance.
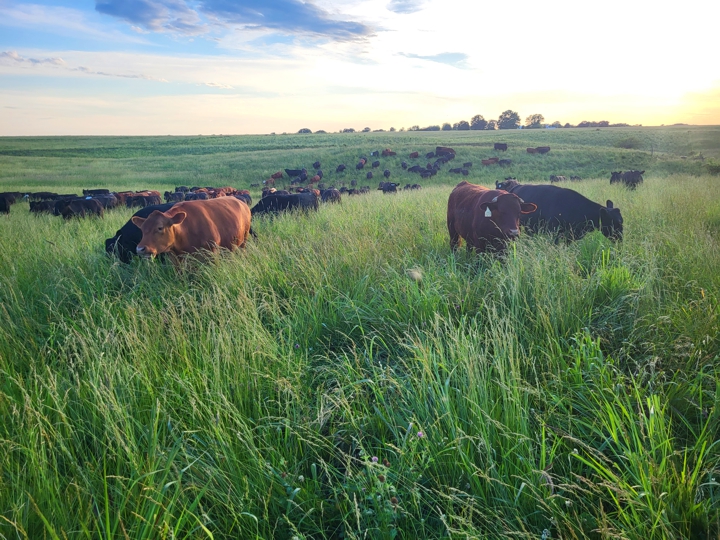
[0,0,718,136]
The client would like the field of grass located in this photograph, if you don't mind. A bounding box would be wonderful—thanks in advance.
[0,127,719,539]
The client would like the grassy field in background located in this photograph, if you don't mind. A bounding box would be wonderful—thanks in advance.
[0,127,719,539]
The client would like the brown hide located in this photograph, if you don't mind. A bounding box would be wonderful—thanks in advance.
[446,181,536,253]
[132,197,251,258]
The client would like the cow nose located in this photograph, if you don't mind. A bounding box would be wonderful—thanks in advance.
[136,245,146,254]
[508,229,519,238]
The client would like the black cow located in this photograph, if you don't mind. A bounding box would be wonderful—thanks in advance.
[91,194,118,209]
[251,192,319,215]
[336,164,347,173]
[366,171,373,180]
[383,169,391,179]
[463,162,473,168]
[83,189,110,196]
[549,175,566,183]
[610,171,623,184]
[127,194,162,208]
[321,189,341,203]
[500,182,623,241]
[184,192,209,201]
[174,186,190,193]
[313,161,321,169]
[425,152,435,159]
[621,170,644,189]
[372,160,380,168]
[494,143,508,151]
[106,203,176,263]
[401,161,408,169]
[378,182,398,194]
[234,193,252,206]
[29,201,55,213]
[0,194,10,214]
[165,191,185,203]
[61,198,104,219]
[499,159,512,167]
[408,165,423,173]
[285,168,306,177]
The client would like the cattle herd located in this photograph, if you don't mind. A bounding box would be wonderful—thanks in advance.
[0,142,643,261]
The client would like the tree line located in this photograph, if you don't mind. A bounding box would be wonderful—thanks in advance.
[296,111,634,134]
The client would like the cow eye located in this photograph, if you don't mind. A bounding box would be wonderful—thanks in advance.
[157,227,163,231]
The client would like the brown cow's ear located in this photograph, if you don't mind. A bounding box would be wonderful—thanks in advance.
[131,216,146,227]
[520,203,537,214]
[170,211,187,225]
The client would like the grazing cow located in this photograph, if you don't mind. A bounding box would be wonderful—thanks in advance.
[401,161,408,169]
[93,194,119,209]
[482,158,499,166]
[447,181,537,253]
[372,160,380,168]
[29,192,60,201]
[409,151,419,159]
[175,186,190,193]
[570,175,581,181]
[494,143,508,151]
[83,189,110,196]
[419,170,433,179]
[381,149,396,157]
[370,151,379,157]
[527,147,538,154]
[500,182,623,241]
[410,184,421,190]
[61,198,104,219]
[463,162,473,168]
[449,167,464,174]
[0,194,10,214]
[106,203,177,262]
[536,146,551,154]
[425,152,435,159]
[499,159,512,167]
[378,182,398,194]
[29,201,56,213]
[609,171,623,184]
[132,197,252,259]
[436,146,456,156]
[234,193,252,206]
[549,175,567,183]
[165,191,185,203]
[621,170,644,189]
[285,168,306,178]
[309,175,322,184]
[383,169,391,179]
[271,171,284,180]
[408,165,423,173]
[127,194,162,208]
[185,192,209,201]
[321,188,341,204]
[366,171,374,180]
[316,169,324,179]
[336,164,347,173]
[356,161,365,170]
[251,192,319,215]
[313,161,321,169]
[461,169,469,176]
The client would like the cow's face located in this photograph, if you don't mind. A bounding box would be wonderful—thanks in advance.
[480,194,537,240]
[132,209,186,257]
[600,200,623,241]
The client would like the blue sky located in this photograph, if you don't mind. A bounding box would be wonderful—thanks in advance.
[1,0,718,135]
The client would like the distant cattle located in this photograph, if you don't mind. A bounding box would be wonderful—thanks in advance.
[127,194,162,208]
[371,160,380,168]
[92,194,119,209]
[366,172,374,180]
[409,151,419,159]
[436,146,456,157]
[401,161,408,169]
[447,181,537,253]
[482,158,499,166]
[60,198,104,219]
[494,143,508,151]
[251,192,319,215]
[425,152,435,159]
[309,175,322,184]
[527,148,538,154]
[383,169,391,179]
[570,175,581,181]
[336,164,347,173]
[449,167,464,174]
[378,182,398,194]
[313,161,321,169]
[285,168,306,178]
[234,193,252,206]
[271,171,284,180]
[132,197,252,259]
[463,162,473,168]
[174,186,190,193]
[82,189,110,196]
[29,201,55,213]
[537,146,551,154]
[499,182,623,241]
[617,170,644,189]
[408,165,424,173]
[0,195,10,214]
[321,188,341,204]
[184,192,209,201]
[549,175,567,183]
[165,191,185,203]
[370,151,379,157]
[404,184,421,190]
[381,149,397,157]
[499,159,512,167]
[356,161,365,170]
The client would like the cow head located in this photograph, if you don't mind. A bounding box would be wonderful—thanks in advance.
[599,200,623,241]
[132,209,187,257]
[480,193,537,240]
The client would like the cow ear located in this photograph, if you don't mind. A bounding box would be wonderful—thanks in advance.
[606,200,614,209]
[520,202,537,214]
[131,216,146,227]
[170,211,186,225]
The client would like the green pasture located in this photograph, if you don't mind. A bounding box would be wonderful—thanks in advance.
[0,127,719,539]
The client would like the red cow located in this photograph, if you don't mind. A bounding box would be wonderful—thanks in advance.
[271,171,283,179]
[527,147,538,154]
[481,158,499,165]
[409,151,419,159]
[446,181,536,253]
[132,197,252,260]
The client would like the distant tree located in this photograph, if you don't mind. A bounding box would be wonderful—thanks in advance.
[389,127,396,132]
[441,123,452,131]
[315,129,327,134]
[362,127,371,132]
[453,120,470,131]
[373,129,385,132]
[298,128,312,134]
[498,110,521,129]
[525,114,545,128]
[399,127,405,132]
[409,125,420,131]
[551,121,562,128]
[470,115,488,130]
[577,120,593,128]
[485,120,497,130]
[598,120,610,127]
[609,123,630,127]
[564,122,573,128]
[420,125,441,131]
[342,128,356,133]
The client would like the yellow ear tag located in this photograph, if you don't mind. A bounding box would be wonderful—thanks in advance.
[485,207,492,217]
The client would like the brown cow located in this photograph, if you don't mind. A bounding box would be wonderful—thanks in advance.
[447,181,536,253]
[481,158,499,165]
[271,171,283,179]
[527,147,538,154]
[132,197,251,259]
[409,151,419,159]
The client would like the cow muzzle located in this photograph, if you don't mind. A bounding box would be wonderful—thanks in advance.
[507,229,520,239]
[136,245,155,258]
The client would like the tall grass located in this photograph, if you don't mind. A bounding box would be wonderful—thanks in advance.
[0,131,719,538]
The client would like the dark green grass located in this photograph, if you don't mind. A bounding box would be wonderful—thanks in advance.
[0,128,719,539]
